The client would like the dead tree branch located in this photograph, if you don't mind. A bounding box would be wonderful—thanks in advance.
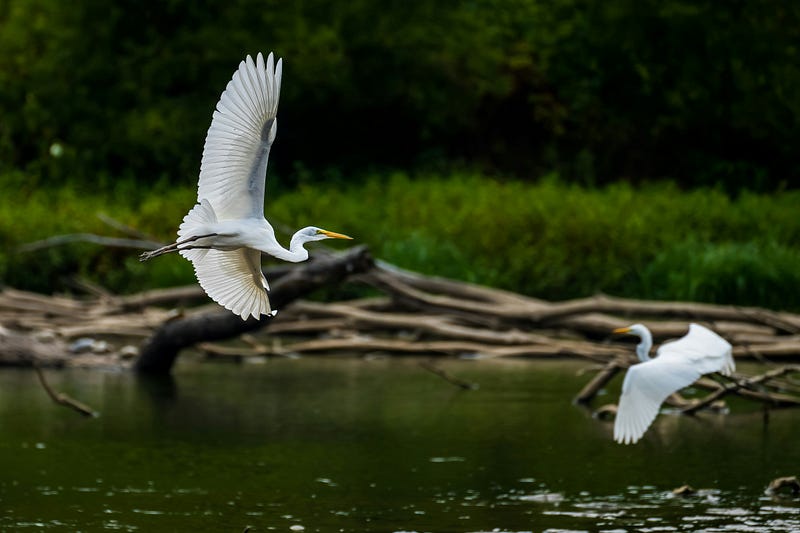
[34,364,97,417]
[2,242,800,430]
[419,360,478,390]
[682,366,800,415]
[18,233,163,252]
[574,358,628,404]
[134,245,373,374]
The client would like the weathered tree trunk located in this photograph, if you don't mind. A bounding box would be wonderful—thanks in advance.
[134,246,373,374]
[3,245,800,373]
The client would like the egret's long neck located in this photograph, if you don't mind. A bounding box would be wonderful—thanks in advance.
[288,234,311,262]
[634,329,653,362]
[265,245,307,263]
[257,228,313,263]
[266,232,311,263]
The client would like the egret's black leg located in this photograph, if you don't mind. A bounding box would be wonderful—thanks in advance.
[139,233,217,261]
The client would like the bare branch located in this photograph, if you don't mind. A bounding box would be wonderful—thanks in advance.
[682,366,800,415]
[18,233,163,253]
[96,212,163,243]
[419,360,478,390]
[33,364,97,417]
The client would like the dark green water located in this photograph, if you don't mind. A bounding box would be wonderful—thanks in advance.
[0,357,798,532]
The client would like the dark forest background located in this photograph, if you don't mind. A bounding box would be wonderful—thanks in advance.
[2,0,799,308]
[2,0,798,191]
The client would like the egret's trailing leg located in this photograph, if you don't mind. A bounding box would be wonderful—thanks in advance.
[139,233,218,262]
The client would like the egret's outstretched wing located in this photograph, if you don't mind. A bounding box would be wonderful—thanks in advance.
[657,323,735,376]
[189,249,273,320]
[198,52,283,220]
[614,357,702,444]
[615,324,735,444]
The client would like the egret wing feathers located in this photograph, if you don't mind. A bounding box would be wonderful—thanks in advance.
[191,248,273,320]
[141,52,350,320]
[614,323,735,444]
[176,198,218,263]
[657,323,735,376]
[614,357,702,444]
[197,52,283,220]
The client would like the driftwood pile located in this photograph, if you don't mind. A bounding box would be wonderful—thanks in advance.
[2,245,800,415]
[2,246,800,370]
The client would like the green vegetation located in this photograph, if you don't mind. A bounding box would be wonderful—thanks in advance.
[1,1,798,189]
[3,172,799,310]
[2,2,797,308]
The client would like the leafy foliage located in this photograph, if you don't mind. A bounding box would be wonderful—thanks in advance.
[3,172,798,310]
[0,172,195,293]
[636,240,800,310]
[271,174,800,305]
[1,0,798,188]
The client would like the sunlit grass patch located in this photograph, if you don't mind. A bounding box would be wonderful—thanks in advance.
[269,173,800,308]
[2,170,799,310]
[636,240,800,310]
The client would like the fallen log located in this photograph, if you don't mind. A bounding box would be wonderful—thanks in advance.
[134,245,374,374]
[2,246,800,377]
[554,313,776,340]
[6,242,800,421]
[360,267,800,338]
[271,335,623,361]
[289,300,554,345]
[574,358,627,404]
[112,264,297,312]
[374,259,543,306]
[526,294,800,333]
[0,326,67,367]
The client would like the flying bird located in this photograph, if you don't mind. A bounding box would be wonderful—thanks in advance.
[140,53,352,319]
[611,323,735,445]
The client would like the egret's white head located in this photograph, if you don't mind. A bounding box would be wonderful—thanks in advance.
[296,226,353,243]
[613,323,648,339]
[613,323,653,362]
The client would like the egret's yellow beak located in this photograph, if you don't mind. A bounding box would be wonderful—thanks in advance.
[612,327,632,334]
[318,229,353,240]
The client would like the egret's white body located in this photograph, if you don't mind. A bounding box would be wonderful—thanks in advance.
[612,323,735,445]
[141,53,351,319]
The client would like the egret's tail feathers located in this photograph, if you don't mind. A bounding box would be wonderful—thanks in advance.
[178,199,218,262]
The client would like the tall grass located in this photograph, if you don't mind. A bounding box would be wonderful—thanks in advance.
[2,171,799,309]
[269,174,800,307]
[0,172,196,293]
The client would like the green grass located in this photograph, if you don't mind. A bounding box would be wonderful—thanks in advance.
[2,171,799,310]
[0,171,197,293]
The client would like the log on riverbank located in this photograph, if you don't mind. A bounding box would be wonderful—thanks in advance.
[134,245,374,373]
[1,246,800,374]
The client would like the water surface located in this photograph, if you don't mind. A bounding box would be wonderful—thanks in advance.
[0,357,797,531]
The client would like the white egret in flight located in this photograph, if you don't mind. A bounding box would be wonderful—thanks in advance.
[611,323,735,445]
[140,53,352,319]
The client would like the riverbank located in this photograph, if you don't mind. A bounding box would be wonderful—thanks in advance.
[2,172,799,309]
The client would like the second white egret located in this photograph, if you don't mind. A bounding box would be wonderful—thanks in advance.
[611,323,735,445]
[140,52,352,319]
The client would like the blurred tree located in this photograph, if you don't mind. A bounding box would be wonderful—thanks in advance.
[0,0,797,189]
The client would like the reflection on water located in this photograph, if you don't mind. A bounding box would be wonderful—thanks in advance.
[0,357,797,531]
